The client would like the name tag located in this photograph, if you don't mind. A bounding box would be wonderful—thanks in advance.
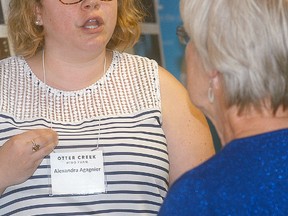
[49,151,105,195]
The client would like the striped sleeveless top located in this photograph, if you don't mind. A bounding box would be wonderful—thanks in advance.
[0,51,169,215]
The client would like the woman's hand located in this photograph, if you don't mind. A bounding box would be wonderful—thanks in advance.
[0,129,58,195]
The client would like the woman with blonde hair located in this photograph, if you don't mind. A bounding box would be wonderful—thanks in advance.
[0,0,214,215]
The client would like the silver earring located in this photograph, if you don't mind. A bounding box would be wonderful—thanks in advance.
[208,80,214,103]
[35,20,41,25]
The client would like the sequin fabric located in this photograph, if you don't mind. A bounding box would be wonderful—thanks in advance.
[158,129,288,216]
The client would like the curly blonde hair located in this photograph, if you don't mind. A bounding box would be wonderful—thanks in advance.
[8,0,145,58]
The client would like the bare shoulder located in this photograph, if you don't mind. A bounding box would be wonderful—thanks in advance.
[158,66,208,127]
[158,66,215,184]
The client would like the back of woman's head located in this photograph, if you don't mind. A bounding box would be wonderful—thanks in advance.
[181,0,288,112]
[8,0,145,58]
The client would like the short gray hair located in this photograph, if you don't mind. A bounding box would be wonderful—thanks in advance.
[180,0,288,112]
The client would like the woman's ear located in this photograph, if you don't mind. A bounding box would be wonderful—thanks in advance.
[34,4,43,25]
[209,70,221,90]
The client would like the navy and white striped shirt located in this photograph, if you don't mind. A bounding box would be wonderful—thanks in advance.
[0,51,169,215]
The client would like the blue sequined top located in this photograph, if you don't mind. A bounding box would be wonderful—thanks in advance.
[158,129,288,216]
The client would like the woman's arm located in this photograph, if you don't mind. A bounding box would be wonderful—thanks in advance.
[159,66,215,184]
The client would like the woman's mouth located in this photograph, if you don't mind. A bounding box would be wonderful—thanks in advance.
[82,16,104,30]
[83,19,100,29]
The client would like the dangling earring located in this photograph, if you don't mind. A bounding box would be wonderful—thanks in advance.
[208,80,214,103]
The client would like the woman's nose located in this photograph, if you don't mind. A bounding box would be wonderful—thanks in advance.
[81,0,100,10]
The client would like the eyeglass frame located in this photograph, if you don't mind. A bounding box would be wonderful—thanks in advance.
[176,25,190,45]
[58,0,112,5]
[58,0,83,5]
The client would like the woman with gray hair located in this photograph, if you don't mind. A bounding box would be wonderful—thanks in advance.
[159,0,288,215]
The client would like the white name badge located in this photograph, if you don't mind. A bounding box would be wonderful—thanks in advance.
[49,151,105,195]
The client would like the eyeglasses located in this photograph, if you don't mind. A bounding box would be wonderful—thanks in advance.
[59,0,112,5]
[176,25,190,45]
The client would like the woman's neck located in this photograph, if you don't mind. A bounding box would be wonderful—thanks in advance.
[215,105,288,145]
[26,49,112,91]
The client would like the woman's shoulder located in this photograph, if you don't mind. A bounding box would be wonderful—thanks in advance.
[0,55,24,67]
[112,50,159,80]
[114,51,158,65]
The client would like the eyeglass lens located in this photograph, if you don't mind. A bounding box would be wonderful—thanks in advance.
[176,26,190,45]
[59,0,112,5]
[59,0,83,5]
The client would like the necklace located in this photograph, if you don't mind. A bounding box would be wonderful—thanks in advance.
[41,50,107,90]
[41,49,107,150]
